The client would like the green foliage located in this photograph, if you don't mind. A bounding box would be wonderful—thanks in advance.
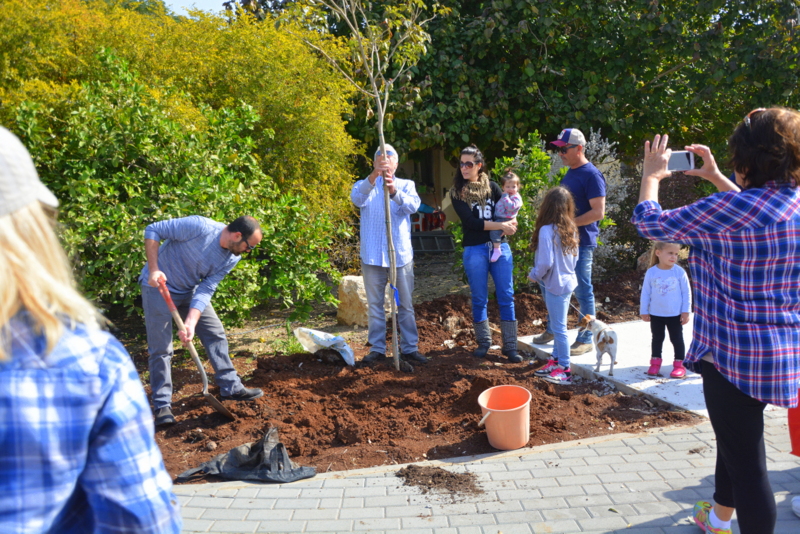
[492,132,562,290]
[14,51,337,324]
[269,334,306,356]
[379,0,800,160]
[446,222,466,282]
[0,0,359,223]
[284,0,446,162]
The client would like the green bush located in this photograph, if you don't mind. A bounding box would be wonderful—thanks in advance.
[14,51,337,324]
[0,0,359,227]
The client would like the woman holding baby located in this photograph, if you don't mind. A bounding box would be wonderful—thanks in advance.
[632,108,800,533]
[449,144,521,363]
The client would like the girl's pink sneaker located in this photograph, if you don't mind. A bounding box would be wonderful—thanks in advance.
[647,358,662,376]
[670,360,686,378]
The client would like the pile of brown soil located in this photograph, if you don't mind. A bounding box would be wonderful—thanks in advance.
[152,271,699,483]
[397,465,482,496]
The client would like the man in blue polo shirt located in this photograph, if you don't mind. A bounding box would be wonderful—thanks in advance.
[534,128,607,355]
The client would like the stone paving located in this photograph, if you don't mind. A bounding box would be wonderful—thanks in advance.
[174,409,800,534]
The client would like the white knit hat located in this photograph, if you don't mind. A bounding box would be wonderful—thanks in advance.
[0,126,58,217]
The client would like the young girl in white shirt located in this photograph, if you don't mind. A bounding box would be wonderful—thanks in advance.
[640,241,692,378]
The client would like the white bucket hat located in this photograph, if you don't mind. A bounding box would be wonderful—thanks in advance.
[0,126,58,217]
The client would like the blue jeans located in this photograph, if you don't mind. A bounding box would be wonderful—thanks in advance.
[141,284,245,409]
[463,242,515,323]
[362,261,418,354]
[544,245,596,344]
[543,288,572,369]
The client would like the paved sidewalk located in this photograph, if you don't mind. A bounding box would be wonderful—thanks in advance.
[520,320,709,417]
[175,409,800,533]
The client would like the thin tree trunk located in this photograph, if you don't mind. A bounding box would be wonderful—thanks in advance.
[376,119,399,371]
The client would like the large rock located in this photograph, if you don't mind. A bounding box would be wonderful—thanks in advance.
[337,276,368,326]
[336,276,394,326]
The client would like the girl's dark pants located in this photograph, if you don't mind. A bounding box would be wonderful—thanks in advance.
[701,360,776,533]
[650,315,684,360]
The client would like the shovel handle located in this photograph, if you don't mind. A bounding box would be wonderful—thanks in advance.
[157,282,209,388]
[157,279,187,332]
[157,279,178,314]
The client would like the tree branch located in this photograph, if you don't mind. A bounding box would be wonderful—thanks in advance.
[641,59,693,89]
[294,36,374,97]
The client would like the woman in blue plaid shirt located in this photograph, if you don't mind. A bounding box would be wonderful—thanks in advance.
[0,127,181,533]
[632,108,800,534]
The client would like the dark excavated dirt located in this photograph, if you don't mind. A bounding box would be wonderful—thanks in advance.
[396,465,482,497]
[136,269,700,484]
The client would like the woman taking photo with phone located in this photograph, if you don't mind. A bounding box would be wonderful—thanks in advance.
[450,145,521,362]
[632,108,800,533]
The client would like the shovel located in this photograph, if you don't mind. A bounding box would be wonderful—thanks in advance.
[157,279,236,421]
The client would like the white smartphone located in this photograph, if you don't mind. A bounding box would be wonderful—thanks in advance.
[667,150,695,172]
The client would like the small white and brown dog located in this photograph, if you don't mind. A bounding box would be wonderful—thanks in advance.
[577,314,618,376]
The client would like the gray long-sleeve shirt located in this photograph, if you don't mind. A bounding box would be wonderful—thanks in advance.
[529,224,578,296]
[139,216,239,313]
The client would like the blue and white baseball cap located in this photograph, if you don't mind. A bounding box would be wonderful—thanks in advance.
[551,128,586,147]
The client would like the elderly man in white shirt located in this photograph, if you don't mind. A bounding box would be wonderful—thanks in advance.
[350,144,427,364]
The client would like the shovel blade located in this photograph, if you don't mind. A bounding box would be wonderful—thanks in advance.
[205,393,236,420]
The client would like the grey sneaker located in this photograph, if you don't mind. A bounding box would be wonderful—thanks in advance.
[532,332,554,344]
[154,406,176,427]
[570,341,593,356]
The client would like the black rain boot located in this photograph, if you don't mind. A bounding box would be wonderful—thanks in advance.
[473,320,491,358]
[501,320,523,363]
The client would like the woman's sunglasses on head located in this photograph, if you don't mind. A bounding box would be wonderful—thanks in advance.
[744,108,766,130]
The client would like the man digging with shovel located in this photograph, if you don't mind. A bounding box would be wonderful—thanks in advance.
[140,215,264,427]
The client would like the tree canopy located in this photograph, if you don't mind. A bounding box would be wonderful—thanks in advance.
[344,0,800,161]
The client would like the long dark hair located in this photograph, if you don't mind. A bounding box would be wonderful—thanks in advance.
[531,187,578,255]
[728,107,800,189]
[451,145,486,200]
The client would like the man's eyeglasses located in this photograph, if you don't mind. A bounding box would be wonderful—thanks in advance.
[558,144,578,154]
[459,161,479,169]
[239,238,257,252]
[376,150,397,157]
[744,108,766,130]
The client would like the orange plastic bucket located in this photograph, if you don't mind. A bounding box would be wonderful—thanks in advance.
[477,385,532,450]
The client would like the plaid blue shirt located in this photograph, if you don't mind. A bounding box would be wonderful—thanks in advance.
[351,175,420,267]
[631,182,800,407]
[0,313,182,533]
